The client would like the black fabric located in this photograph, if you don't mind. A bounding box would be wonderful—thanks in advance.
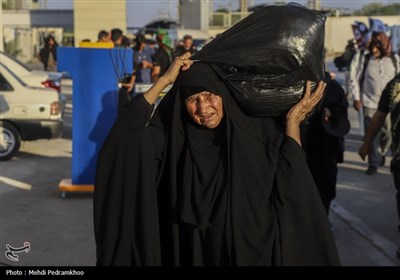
[393,161,400,226]
[152,47,172,77]
[378,73,400,227]
[94,95,162,265]
[39,45,57,71]
[117,87,132,116]
[378,73,400,173]
[192,3,327,117]
[180,118,227,228]
[302,78,349,214]
[94,62,340,266]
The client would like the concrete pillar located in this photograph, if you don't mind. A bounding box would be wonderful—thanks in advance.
[74,0,127,45]
[179,0,210,31]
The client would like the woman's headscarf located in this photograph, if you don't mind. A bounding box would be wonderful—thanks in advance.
[369,31,393,57]
[156,63,230,228]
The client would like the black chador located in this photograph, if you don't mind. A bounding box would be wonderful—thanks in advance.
[94,63,340,266]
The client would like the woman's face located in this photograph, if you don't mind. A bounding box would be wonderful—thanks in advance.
[185,91,224,129]
[371,45,381,57]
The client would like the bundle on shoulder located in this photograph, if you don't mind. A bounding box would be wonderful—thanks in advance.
[192,2,327,116]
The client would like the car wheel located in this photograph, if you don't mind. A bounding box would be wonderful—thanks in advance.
[0,122,21,161]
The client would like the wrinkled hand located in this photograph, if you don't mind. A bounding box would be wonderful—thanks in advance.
[358,143,371,161]
[162,52,193,85]
[286,81,326,126]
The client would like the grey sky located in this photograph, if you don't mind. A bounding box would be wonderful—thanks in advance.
[42,0,396,27]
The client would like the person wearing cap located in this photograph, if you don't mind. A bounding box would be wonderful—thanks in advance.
[151,29,173,82]
[94,52,340,266]
[302,72,350,216]
[359,72,400,258]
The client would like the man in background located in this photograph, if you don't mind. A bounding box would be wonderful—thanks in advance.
[174,34,197,57]
[151,29,173,82]
[97,30,110,42]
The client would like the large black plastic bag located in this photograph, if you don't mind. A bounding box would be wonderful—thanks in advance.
[192,3,327,117]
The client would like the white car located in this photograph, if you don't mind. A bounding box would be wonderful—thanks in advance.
[0,63,64,160]
[0,51,66,109]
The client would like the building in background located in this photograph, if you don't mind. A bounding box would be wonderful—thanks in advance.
[1,0,399,62]
[178,0,211,31]
[73,0,127,45]
[1,1,72,62]
[2,0,39,10]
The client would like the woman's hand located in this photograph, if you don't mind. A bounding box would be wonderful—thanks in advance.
[162,52,193,85]
[143,52,193,105]
[286,81,326,126]
[285,81,326,146]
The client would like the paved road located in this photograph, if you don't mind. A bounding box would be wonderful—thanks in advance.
[0,83,96,266]
[328,63,399,264]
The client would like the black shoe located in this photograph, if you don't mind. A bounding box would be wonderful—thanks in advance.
[366,166,377,175]
[380,156,386,167]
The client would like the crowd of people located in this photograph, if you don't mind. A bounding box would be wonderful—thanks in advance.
[91,28,200,115]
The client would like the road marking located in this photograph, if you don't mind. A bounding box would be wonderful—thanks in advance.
[339,161,391,175]
[0,176,32,190]
[337,183,377,193]
[331,202,399,265]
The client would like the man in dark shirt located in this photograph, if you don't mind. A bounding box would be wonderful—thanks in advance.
[151,29,173,82]
[359,73,400,258]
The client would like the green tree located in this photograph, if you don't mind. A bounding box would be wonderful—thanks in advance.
[215,8,230,13]
[353,3,400,16]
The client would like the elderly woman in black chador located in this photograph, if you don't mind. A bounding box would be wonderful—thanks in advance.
[94,52,340,266]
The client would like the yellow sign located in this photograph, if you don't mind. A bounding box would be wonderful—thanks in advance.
[78,42,114,49]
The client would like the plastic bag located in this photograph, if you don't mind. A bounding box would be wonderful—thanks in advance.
[192,2,327,116]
